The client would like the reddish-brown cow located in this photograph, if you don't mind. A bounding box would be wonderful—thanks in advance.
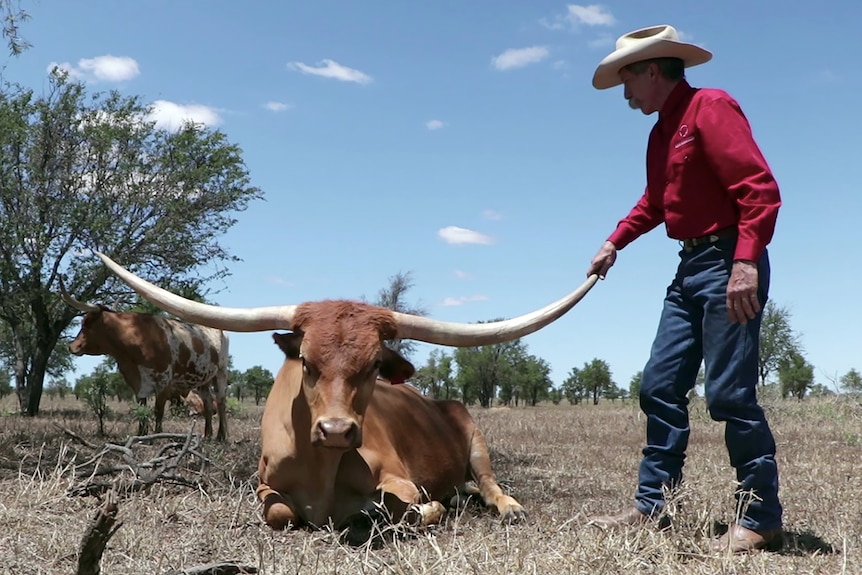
[182,387,219,417]
[61,286,229,441]
[94,251,597,540]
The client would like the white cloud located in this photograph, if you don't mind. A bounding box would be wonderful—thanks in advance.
[541,4,615,30]
[440,295,489,307]
[567,4,615,26]
[453,270,471,279]
[492,46,549,71]
[438,226,494,245]
[426,119,446,131]
[675,30,708,50]
[265,101,292,112]
[269,276,295,286]
[147,100,221,132]
[482,209,503,221]
[287,59,372,84]
[47,54,140,83]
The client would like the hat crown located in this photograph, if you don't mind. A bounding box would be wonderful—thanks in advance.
[616,25,679,51]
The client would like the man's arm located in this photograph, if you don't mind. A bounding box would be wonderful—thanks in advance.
[698,96,781,323]
[587,189,664,279]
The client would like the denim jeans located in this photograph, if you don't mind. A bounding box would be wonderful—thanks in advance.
[633,238,783,532]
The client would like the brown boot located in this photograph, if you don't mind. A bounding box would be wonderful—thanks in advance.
[712,524,783,553]
[587,506,670,531]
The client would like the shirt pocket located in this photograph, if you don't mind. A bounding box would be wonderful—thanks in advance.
[665,137,698,184]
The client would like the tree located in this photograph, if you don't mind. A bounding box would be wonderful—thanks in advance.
[562,366,586,405]
[0,0,30,57]
[759,301,802,387]
[412,349,455,399]
[76,363,114,436]
[228,368,247,401]
[580,358,614,405]
[840,368,862,394]
[453,328,525,408]
[0,368,12,398]
[778,349,814,400]
[0,73,261,415]
[628,370,642,402]
[511,354,553,407]
[367,270,428,360]
[245,365,274,406]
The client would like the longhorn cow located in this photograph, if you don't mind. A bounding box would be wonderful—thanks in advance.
[60,284,229,441]
[94,252,598,540]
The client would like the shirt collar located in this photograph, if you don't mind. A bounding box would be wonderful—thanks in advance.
[659,79,695,121]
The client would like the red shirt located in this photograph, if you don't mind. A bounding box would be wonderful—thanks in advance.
[607,80,781,262]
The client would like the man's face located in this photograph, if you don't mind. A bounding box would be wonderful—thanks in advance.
[619,64,659,115]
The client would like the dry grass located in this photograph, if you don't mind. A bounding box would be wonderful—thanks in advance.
[0,392,859,574]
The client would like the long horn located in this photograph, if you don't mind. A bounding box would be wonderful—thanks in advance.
[58,278,101,313]
[393,275,599,347]
[94,252,296,331]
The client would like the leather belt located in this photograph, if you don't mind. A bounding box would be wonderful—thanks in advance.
[680,228,737,252]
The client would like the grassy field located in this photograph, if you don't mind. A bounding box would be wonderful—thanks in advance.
[0,392,859,574]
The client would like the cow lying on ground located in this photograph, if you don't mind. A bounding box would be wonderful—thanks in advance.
[94,251,598,540]
[60,284,229,441]
[182,387,219,417]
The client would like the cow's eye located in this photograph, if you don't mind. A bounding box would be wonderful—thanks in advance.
[300,356,318,378]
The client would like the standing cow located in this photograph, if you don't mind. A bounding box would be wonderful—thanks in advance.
[95,251,597,540]
[60,284,229,441]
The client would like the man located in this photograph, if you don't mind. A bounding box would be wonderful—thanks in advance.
[585,25,783,554]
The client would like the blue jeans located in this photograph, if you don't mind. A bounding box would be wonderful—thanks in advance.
[634,238,783,532]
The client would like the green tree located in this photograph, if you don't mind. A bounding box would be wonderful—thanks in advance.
[367,270,428,360]
[759,301,802,387]
[76,363,114,436]
[0,369,11,398]
[513,354,553,407]
[228,368,246,401]
[840,368,862,394]
[245,365,274,406]
[412,349,455,399]
[0,73,261,415]
[453,327,524,408]
[778,349,814,400]
[580,358,614,405]
[562,366,586,405]
[0,0,30,56]
[628,370,642,402]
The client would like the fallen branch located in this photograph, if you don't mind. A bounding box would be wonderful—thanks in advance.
[77,490,123,575]
[163,562,258,575]
[66,428,216,498]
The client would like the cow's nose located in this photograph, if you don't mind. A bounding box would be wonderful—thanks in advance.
[315,418,360,448]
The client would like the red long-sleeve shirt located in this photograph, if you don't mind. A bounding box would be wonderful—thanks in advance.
[607,80,781,262]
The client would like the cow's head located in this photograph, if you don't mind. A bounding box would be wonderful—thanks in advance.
[272,301,415,448]
[90,252,598,448]
[59,281,116,356]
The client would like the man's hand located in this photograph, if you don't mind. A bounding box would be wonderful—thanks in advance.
[727,260,760,324]
[588,241,617,279]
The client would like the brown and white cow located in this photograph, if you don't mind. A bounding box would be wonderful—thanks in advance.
[94,251,597,539]
[60,285,229,441]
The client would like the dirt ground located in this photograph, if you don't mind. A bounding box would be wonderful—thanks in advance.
[0,392,858,575]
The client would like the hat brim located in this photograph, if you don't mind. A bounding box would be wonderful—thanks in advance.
[592,41,712,90]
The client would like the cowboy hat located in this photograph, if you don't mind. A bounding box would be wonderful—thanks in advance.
[592,24,712,90]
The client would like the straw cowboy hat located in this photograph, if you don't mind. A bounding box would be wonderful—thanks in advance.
[592,24,712,90]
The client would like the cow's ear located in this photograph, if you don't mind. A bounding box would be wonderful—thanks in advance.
[379,345,415,384]
[273,332,303,359]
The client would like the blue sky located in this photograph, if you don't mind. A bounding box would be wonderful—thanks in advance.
[9,1,861,391]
